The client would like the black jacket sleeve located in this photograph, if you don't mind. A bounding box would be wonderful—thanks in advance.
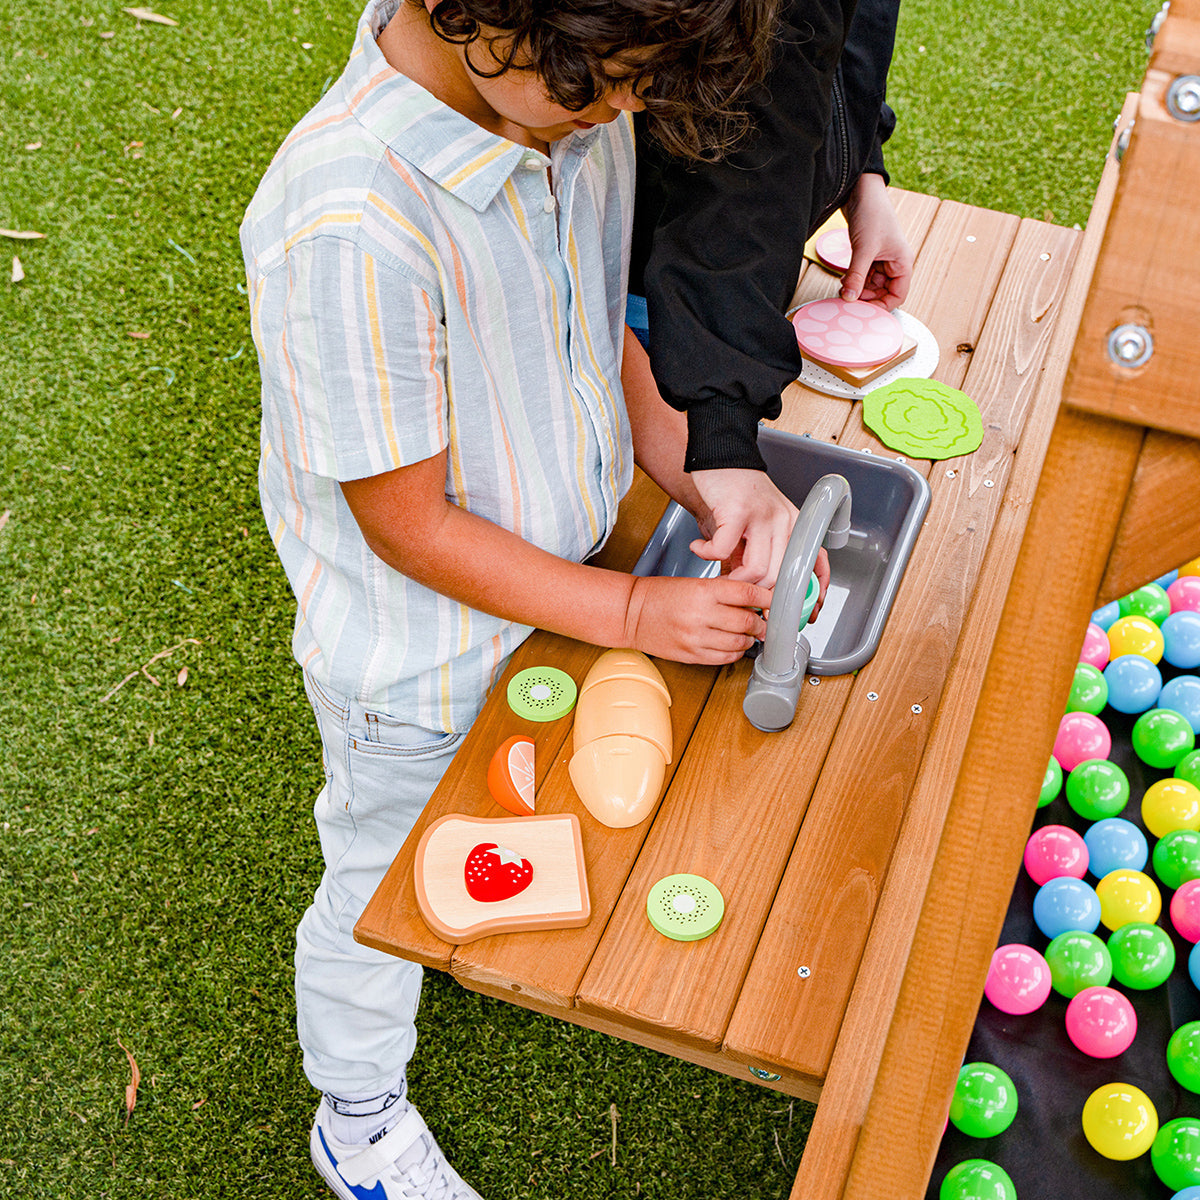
[631,0,900,473]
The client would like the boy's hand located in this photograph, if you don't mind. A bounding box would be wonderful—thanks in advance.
[838,173,913,311]
[622,575,771,665]
[688,467,798,588]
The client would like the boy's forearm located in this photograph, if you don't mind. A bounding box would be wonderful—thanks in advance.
[341,461,636,648]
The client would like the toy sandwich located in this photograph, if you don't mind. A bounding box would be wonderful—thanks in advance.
[568,649,672,828]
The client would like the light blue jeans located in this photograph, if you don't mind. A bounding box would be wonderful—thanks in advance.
[296,672,466,1096]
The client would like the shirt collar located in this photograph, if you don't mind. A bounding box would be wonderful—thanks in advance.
[342,0,602,211]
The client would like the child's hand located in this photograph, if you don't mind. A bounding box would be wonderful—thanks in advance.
[622,575,771,665]
[838,173,913,311]
[688,468,798,588]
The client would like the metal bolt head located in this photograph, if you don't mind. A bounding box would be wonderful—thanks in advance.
[1167,75,1200,122]
[1115,122,1134,161]
[1107,324,1154,368]
[797,965,811,978]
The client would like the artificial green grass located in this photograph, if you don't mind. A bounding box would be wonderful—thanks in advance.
[1,1,1158,1197]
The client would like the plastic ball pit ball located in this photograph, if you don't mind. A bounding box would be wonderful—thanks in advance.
[1133,708,1196,769]
[1045,930,1113,997]
[1156,830,1200,891]
[939,1159,1016,1200]
[1189,941,1200,991]
[1168,1022,1200,1093]
[1163,675,1200,734]
[1096,868,1162,930]
[1085,818,1148,878]
[1143,778,1200,838]
[1170,576,1200,614]
[949,1063,1018,1138]
[1108,614,1166,663]
[1081,621,1112,670]
[1039,756,1063,807]
[1081,1082,1159,1159]
[1068,662,1108,714]
[1034,876,1102,939]
[1065,759,1130,821]
[1171,1188,1200,1200]
[1065,986,1137,1057]
[1104,654,1163,714]
[985,944,1052,1014]
[1164,613,1200,670]
[1120,583,1172,625]
[1178,751,1200,791]
[1108,922,1176,989]
[1024,825,1088,885]
[1153,1118,1200,1191]
[1173,879,1200,942]
[1054,712,1113,772]
[1093,600,1121,631]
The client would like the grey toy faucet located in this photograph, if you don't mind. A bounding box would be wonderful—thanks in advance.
[743,474,852,733]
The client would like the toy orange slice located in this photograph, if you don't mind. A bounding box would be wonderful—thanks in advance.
[487,735,536,816]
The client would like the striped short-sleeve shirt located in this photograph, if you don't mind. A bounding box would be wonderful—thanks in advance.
[240,0,636,732]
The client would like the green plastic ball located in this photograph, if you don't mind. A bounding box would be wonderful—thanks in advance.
[1039,756,1063,808]
[1152,1118,1200,1191]
[1177,750,1200,791]
[940,1159,1017,1200]
[1108,921,1176,989]
[1119,583,1172,625]
[949,1063,1018,1138]
[1067,662,1109,715]
[1134,708,1197,770]
[1065,759,1130,821]
[1153,829,1200,891]
[1168,1022,1200,1093]
[1045,930,1113,997]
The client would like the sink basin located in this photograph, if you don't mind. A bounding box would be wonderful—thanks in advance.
[632,428,931,675]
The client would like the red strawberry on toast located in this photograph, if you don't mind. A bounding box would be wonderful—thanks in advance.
[464,842,534,903]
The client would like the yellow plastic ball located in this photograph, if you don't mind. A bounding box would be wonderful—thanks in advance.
[1143,778,1200,838]
[1097,868,1162,931]
[1082,1082,1159,1160]
[1108,615,1166,664]
[1181,558,1200,578]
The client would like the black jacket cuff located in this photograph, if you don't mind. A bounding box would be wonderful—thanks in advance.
[682,398,772,473]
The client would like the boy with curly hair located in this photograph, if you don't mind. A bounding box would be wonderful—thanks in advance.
[241,1,780,1196]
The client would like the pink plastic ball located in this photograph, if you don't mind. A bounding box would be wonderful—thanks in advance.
[1173,880,1200,943]
[985,944,1052,1015]
[1065,985,1138,1058]
[1025,825,1089,885]
[1055,712,1113,772]
[1081,622,1112,670]
[1170,577,1200,615]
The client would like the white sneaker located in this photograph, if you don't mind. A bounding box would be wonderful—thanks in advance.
[310,1098,483,1200]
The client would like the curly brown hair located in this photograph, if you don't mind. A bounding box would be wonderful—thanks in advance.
[412,0,782,161]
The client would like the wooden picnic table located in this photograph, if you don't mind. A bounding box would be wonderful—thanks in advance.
[357,3,1200,1187]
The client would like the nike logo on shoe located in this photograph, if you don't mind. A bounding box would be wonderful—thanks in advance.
[317,1127,387,1200]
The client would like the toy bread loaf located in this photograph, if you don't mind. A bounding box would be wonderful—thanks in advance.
[568,649,672,828]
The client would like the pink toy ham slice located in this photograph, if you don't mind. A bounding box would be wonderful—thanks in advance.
[792,298,905,369]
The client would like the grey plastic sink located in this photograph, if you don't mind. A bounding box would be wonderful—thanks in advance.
[632,427,931,677]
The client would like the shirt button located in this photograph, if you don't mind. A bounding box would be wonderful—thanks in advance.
[523,157,542,170]
[542,195,556,213]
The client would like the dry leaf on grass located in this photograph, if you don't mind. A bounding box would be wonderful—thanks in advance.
[176,666,188,687]
[116,1037,141,1125]
[123,7,179,25]
[11,257,24,284]
[102,637,202,702]
[0,229,45,240]
[127,331,151,339]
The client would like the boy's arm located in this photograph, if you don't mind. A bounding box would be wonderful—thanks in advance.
[339,451,770,665]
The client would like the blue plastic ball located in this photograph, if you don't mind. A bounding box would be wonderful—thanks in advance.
[1172,1188,1200,1200]
[1157,569,1181,591]
[1033,875,1102,939]
[1085,818,1149,877]
[1163,677,1200,735]
[1093,600,1122,631]
[1188,940,1200,991]
[1165,613,1200,670]
[1105,654,1163,714]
